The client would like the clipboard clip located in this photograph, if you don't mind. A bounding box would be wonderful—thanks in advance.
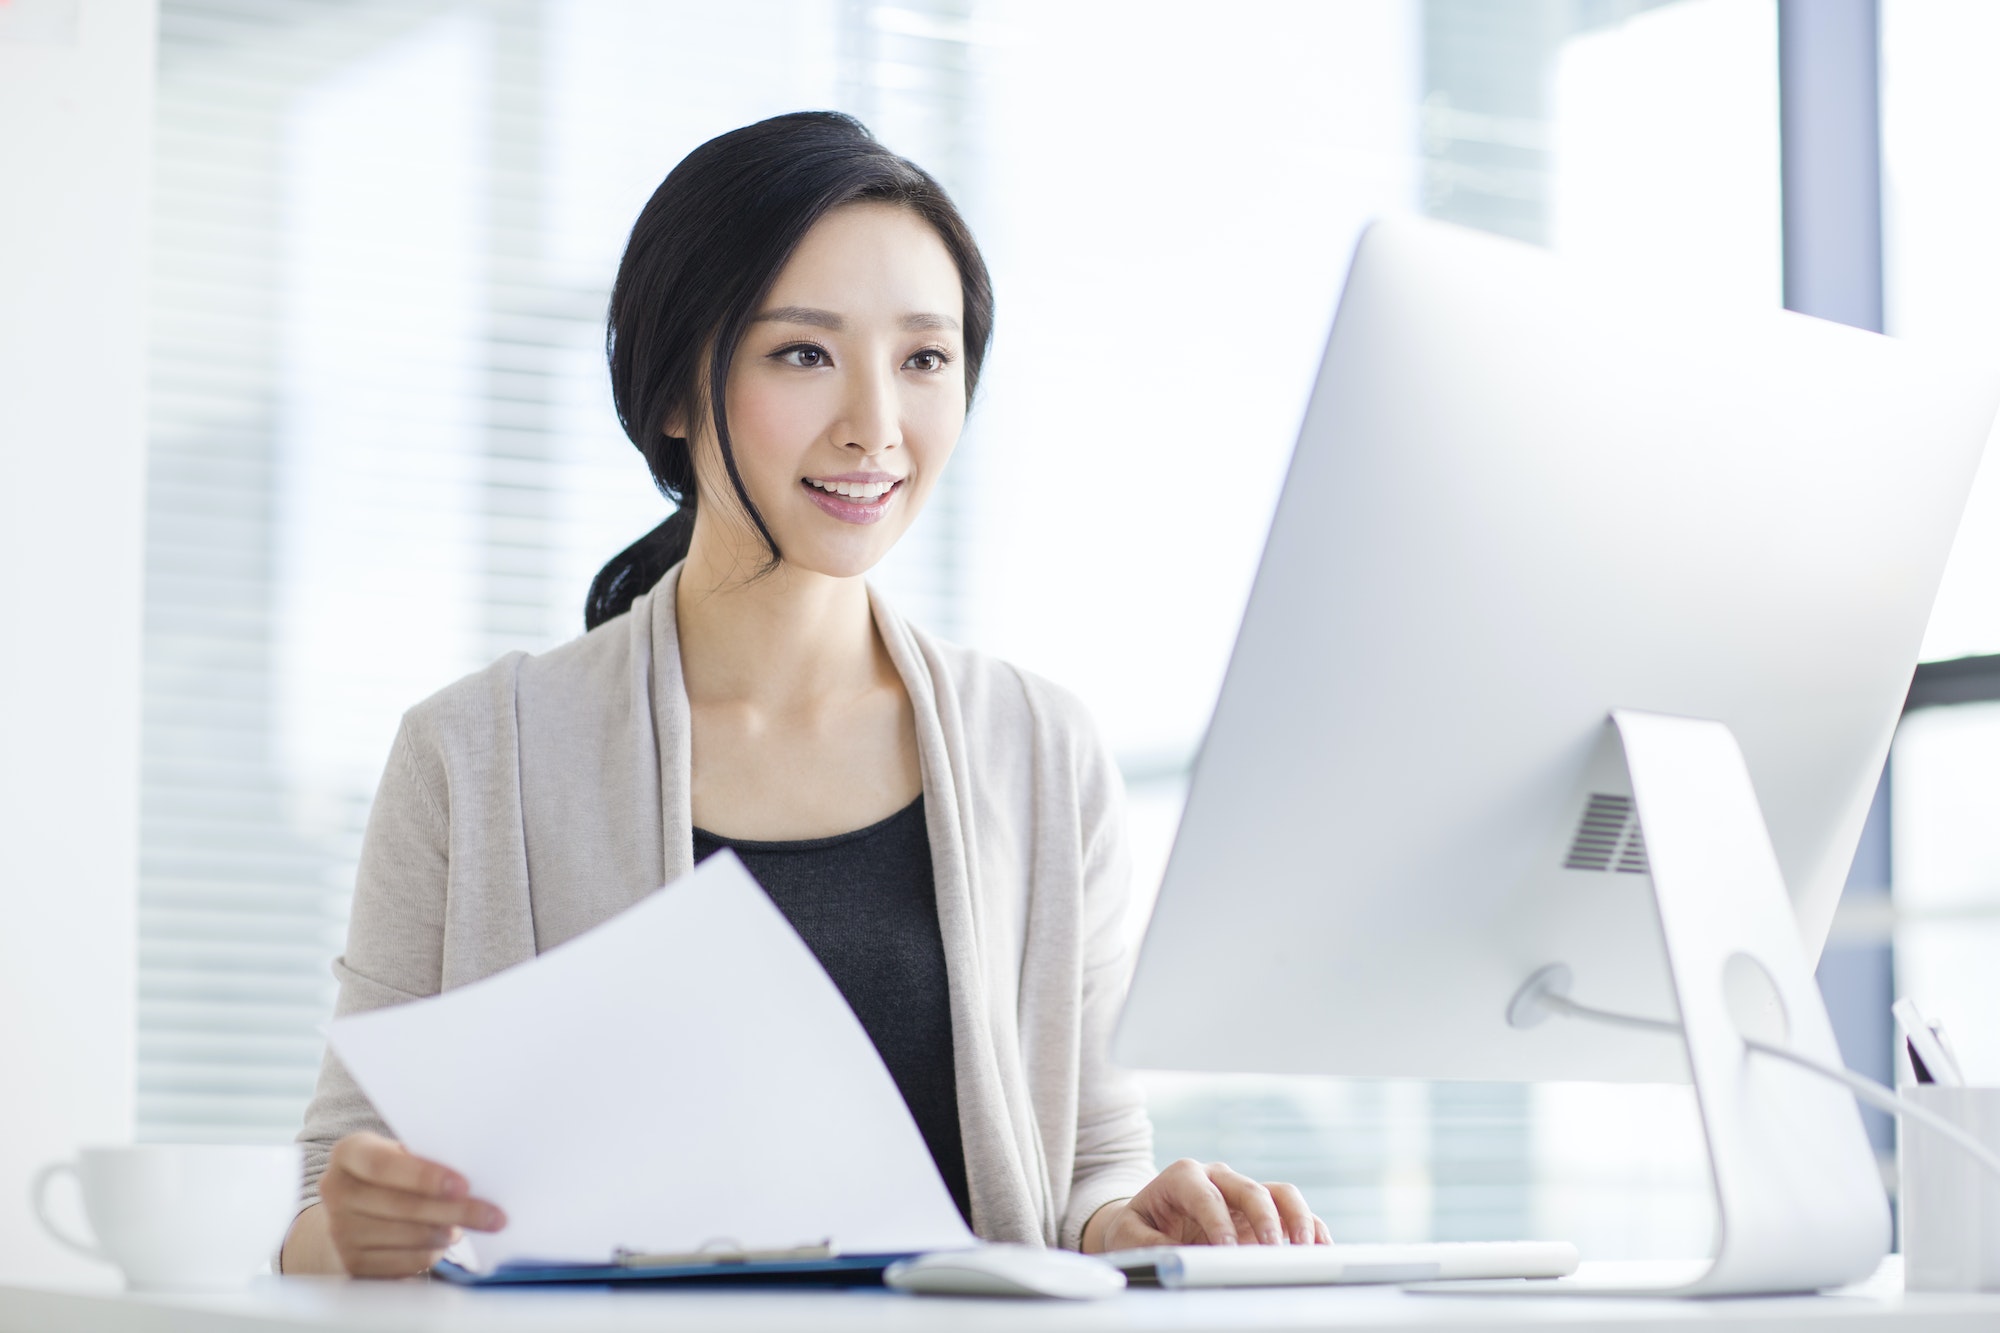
[613,1238,837,1267]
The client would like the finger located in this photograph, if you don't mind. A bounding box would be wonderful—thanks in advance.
[1109,1211,1176,1251]
[335,1178,506,1231]
[1265,1182,1315,1246]
[1208,1165,1284,1245]
[1164,1159,1237,1246]
[343,1246,447,1279]
[334,1133,469,1200]
[333,1216,458,1252]
[1313,1215,1332,1245]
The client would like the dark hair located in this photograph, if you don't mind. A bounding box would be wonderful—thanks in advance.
[584,110,995,630]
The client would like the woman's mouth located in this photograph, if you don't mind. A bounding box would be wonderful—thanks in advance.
[801,475,904,525]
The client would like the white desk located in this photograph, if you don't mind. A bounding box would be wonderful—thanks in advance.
[4,1261,1999,1333]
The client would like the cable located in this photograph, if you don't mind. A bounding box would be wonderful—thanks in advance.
[1541,992,1680,1036]
[1738,1036,2000,1182]
[1540,992,2000,1183]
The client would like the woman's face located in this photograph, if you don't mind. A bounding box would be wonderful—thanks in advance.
[687,201,968,580]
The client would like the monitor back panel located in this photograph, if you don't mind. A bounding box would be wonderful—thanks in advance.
[1116,216,2000,1083]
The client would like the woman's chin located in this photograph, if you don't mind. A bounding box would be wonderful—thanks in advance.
[775,535,899,583]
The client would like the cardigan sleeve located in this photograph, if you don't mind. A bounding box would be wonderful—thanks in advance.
[1058,726,1160,1249]
[293,718,451,1211]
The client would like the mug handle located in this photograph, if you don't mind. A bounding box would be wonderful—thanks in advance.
[30,1162,107,1262]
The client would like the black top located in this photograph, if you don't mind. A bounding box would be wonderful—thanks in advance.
[691,796,972,1226]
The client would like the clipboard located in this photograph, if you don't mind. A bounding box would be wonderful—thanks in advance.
[432,1241,920,1288]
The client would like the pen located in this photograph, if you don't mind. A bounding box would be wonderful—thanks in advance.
[1928,1018,1968,1086]
[1894,998,1963,1088]
[1905,1037,1934,1085]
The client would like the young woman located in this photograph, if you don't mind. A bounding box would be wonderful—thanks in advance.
[280,111,1329,1277]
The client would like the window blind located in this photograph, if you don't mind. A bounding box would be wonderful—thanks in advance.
[140,0,986,1145]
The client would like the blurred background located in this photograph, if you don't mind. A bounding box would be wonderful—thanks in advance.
[122,0,2000,1260]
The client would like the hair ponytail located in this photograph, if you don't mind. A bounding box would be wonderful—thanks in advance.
[581,110,994,632]
[584,502,695,630]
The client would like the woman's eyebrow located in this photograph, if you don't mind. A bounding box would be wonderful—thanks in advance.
[753,305,844,330]
[751,305,960,334]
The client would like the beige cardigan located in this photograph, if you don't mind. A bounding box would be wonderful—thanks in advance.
[295,568,1157,1250]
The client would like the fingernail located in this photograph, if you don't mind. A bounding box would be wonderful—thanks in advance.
[441,1175,468,1199]
[482,1206,507,1230]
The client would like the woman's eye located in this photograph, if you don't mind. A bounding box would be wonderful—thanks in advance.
[905,349,949,372]
[778,345,828,368]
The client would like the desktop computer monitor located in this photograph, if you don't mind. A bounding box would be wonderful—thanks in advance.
[1111,215,2000,1297]
[1113,216,1999,1089]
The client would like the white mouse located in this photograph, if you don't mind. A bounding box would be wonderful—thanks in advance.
[884,1245,1127,1299]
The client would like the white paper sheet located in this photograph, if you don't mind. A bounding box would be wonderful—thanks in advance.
[325,850,975,1270]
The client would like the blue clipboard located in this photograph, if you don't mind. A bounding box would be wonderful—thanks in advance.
[433,1252,917,1287]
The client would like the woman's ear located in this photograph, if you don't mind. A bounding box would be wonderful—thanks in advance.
[662,411,687,441]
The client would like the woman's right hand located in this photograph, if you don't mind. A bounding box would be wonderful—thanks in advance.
[295,1131,508,1277]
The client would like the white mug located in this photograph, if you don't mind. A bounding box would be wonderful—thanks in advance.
[1900,1086,2000,1292]
[32,1144,302,1292]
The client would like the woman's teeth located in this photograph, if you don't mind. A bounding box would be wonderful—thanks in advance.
[805,478,896,500]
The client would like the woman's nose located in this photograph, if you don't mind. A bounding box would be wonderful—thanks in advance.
[836,367,901,453]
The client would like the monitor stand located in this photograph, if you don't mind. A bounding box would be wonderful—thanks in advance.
[1485,709,1889,1298]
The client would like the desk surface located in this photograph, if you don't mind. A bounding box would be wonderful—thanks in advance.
[5,1261,1999,1333]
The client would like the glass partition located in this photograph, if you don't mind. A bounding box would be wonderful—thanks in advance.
[1877,0,2000,1155]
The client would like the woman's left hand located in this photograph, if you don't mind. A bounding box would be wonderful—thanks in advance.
[1081,1158,1331,1252]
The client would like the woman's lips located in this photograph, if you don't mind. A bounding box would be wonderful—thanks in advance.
[800,477,903,525]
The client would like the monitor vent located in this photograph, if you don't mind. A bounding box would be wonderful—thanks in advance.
[1563,793,1650,875]
[1615,822,1650,875]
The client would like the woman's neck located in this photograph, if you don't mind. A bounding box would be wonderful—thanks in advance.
[675,530,885,710]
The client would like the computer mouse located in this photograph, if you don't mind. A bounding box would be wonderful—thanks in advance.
[884,1245,1127,1299]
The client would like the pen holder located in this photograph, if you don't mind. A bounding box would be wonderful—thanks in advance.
[1900,1086,2000,1292]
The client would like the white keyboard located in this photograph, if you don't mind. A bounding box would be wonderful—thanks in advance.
[1101,1240,1580,1288]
